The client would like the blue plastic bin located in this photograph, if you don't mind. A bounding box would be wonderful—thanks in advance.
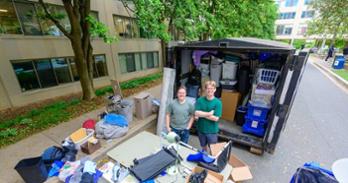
[242,115,267,137]
[247,103,270,120]
[332,55,346,70]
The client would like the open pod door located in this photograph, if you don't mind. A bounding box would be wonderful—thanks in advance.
[264,51,309,153]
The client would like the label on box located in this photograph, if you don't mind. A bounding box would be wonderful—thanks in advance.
[251,121,258,128]
[253,109,262,117]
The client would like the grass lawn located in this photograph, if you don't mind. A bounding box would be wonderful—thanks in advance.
[0,72,162,148]
[333,69,348,82]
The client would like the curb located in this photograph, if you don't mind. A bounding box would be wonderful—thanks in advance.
[312,62,348,90]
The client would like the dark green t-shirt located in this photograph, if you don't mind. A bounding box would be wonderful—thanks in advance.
[195,97,222,134]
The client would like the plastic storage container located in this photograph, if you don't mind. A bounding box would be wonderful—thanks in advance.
[222,62,238,80]
[256,68,280,85]
[115,99,134,123]
[220,79,237,90]
[15,157,49,183]
[250,84,275,108]
[242,115,267,137]
[236,106,247,126]
[247,102,270,120]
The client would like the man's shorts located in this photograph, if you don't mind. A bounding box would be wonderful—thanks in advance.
[197,132,218,147]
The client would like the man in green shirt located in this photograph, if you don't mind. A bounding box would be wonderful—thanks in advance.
[166,86,195,143]
[195,80,222,153]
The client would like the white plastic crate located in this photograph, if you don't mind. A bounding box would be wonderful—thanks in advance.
[256,68,280,85]
[66,128,95,149]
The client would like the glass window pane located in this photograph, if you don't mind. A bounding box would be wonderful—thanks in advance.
[114,16,125,37]
[126,53,136,72]
[154,52,159,67]
[141,53,147,69]
[146,52,154,68]
[14,2,42,35]
[36,5,66,36]
[94,55,108,77]
[135,53,142,71]
[68,58,79,81]
[0,0,22,34]
[34,59,58,87]
[124,18,132,38]
[119,54,127,73]
[51,58,72,84]
[12,61,40,91]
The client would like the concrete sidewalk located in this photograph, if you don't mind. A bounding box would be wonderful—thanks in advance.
[0,84,162,183]
[310,55,348,92]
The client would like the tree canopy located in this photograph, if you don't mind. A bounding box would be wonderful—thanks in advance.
[307,0,348,45]
[129,0,277,42]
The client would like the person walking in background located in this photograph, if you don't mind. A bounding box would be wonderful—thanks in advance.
[325,45,335,61]
[195,81,222,154]
[166,86,194,143]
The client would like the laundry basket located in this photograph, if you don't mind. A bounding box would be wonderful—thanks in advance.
[256,68,280,85]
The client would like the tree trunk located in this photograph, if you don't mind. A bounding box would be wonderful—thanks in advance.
[71,39,95,100]
[161,39,167,68]
[39,0,95,101]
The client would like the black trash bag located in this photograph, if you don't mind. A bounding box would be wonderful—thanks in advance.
[41,146,65,164]
[15,157,49,183]
[290,164,338,183]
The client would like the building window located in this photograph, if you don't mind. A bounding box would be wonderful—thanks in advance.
[36,5,70,36]
[278,12,296,19]
[119,52,160,73]
[14,1,43,35]
[34,59,58,87]
[301,11,314,18]
[0,1,98,36]
[94,55,108,77]
[12,55,108,92]
[0,0,22,34]
[285,0,298,7]
[113,15,140,38]
[51,58,72,84]
[12,61,40,91]
[297,25,307,35]
[276,25,292,35]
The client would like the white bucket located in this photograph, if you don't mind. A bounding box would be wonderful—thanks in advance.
[332,158,348,183]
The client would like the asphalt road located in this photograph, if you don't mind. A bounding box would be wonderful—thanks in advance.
[189,58,348,183]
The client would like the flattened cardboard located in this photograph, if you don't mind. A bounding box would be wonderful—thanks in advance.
[210,142,227,157]
[229,154,253,182]
[186,167,224,183]
[221,90,241,121]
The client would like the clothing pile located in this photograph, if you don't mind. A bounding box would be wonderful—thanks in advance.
[95,113,129,139]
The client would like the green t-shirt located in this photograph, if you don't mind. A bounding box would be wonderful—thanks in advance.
[166,99,194,130]
[195,97,222,134]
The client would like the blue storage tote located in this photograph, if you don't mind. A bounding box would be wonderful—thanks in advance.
[242,115,267,137]
[247,102,270,120]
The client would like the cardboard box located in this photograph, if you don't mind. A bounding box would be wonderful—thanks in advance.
[186,167,224,183]
[229,154,253,182]
[210,142,227,157]
[221,90,241,121]
[81,140,101,154]
[210,142,252,182]
[134,92,152,119]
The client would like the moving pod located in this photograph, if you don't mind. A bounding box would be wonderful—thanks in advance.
[166,38,309,154]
